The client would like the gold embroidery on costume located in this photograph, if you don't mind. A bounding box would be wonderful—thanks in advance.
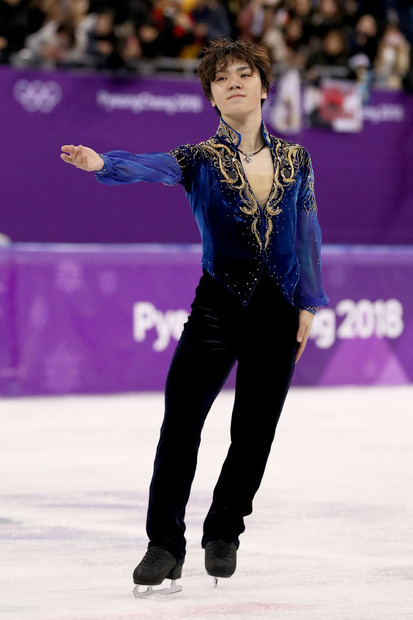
[171,128,305,252]
[262,142,300,245]
[196,139,264,249]
[302,170,317,214]
[215,121,241,146]
[193,136,303,251]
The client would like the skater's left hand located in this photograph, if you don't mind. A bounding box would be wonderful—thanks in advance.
[295,310,314,363]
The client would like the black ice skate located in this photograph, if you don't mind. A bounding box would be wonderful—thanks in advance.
[133,546,183,598]
[204,540,237,587]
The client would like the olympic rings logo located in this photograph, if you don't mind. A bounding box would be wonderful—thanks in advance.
[13,79,62,113]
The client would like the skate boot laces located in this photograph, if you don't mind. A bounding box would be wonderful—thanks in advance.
[205,540,237,580]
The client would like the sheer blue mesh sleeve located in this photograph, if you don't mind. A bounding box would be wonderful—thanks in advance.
[95,151,184,186]
[295,150,329,313]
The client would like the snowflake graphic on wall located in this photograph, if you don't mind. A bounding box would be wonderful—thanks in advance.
[42,342,82,392]
[98,270,119,296]
[54,259,84,294]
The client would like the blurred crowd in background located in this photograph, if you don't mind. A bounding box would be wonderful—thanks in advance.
[1,0,413,90]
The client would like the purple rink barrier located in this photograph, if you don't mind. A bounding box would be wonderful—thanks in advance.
[1,65,413,246]
[0,244,412,396]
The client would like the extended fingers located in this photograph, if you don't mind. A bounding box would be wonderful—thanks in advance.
[61,144,76,162]
[60,145,84,167]
[60,153,75,164]
[61,144,77,158]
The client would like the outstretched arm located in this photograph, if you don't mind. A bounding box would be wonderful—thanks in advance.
[61,145,188,187]
[61,145,104,172]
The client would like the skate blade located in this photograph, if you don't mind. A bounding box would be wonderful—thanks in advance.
[133,580,182,599]
[213,577,218,588]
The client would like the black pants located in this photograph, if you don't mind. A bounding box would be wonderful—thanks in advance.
[146,269,299,562]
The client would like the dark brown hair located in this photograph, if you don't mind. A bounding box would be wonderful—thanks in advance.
[198,38,272,109]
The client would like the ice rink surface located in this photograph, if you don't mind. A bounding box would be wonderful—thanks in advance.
[1,386,412,620]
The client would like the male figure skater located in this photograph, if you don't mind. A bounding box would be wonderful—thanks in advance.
[61,38,328,594]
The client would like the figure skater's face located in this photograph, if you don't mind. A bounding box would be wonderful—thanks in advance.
[209,59,267,119]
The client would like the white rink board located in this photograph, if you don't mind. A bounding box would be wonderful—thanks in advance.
[1,387,412,620]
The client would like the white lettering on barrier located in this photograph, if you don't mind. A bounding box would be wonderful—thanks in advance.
[133,298,404,353]
[133,302,188,352]
[310,298,404,350]
[96,90,203,115]
[362,104,405,124]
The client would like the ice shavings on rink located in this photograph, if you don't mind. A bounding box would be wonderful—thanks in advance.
[1,386,412,620]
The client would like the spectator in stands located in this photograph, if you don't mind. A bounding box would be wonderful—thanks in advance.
[29,19,76,67]
[346,11,378,89]
[22,2,78,69]
[236,0,262,43]
[239,0,286,65]
[311,0,345,40]
[288,0,316,48]
[236,0,284,44]
[85,5,124,69]
[2,0,412,90]
[124,0,153,25]
[150,0,195,57]
[342,0,360,28]
[191,0,232,48]
[290,0,312,21]
[306,27,351,81]
[349,12,379,66]
[26,0,64,36]
[118,19,142,69]
[220,0,245,37]
[261,7,289,66]
[280,14,310,67]
[0,0,28,63]
[22,0,86,68]
[71,0,101,65]
[135,18,165,58]
[374,21,411,88]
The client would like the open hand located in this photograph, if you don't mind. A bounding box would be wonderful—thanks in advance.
[60,145,104,172]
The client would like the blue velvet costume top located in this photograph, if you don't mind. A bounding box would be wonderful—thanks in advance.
[96,118,328,313]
